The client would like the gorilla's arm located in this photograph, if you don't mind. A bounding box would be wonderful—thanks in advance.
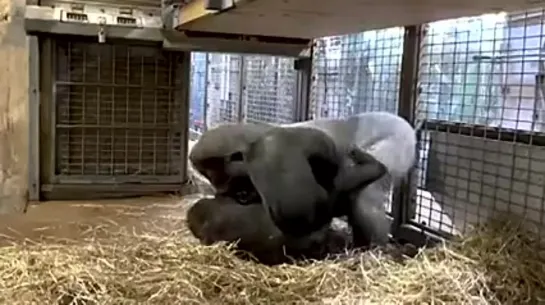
[347,184,391,248]
[334,146,387,193]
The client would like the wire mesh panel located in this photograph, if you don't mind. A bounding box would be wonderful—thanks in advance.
[189,52,207,137]
[205,53,243,129]
[242,55,297,124]
[413,10,545,239]
[54,40,185,182]
[311,29,405,119]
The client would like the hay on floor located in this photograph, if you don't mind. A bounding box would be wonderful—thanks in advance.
[1,219,544,305]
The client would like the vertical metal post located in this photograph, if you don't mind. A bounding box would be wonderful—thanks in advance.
[38,38,53,192]
[179,51,192,182]
[237,55,246,122]
[49,39,58,184]
[202,53,210,131]
[28,35,40,202]
[293,45,313,122]
[391,25,422,239]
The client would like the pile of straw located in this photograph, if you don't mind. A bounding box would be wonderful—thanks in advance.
[1,218,544,304]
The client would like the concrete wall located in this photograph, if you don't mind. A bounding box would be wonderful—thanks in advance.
[419,130,545,236]
[0,0,29,213]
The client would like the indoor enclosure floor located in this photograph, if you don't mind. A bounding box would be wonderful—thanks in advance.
[0,195,198,247]
[0,192,543,304]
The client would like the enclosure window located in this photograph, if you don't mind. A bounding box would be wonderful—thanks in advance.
[414,9,545,239]
[54,41,185,177]
[311,28,404,119]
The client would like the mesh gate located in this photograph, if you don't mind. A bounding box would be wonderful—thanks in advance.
[242,56,297,124]
[413,9,545,240]
[188,53,299,129]
[52,39,186,184]
[189,52,207,139]
[205,53,243,129]
[311,30,404,119]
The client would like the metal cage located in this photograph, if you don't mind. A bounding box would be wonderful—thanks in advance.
[311,30,404,119]
[30,6,545,246]
[411,9,545,243]
[205,53,244,129]
[242,55,298,124]
[39,36,190,199]
[294,8,545,246]
[188,53,300,130]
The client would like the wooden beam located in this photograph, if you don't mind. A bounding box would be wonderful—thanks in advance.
[178,0,215,25]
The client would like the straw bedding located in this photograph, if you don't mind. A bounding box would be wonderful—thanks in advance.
[1,217,544,305]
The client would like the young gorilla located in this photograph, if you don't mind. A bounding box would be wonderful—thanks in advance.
[186,196,351,266]
[235,126,387,240]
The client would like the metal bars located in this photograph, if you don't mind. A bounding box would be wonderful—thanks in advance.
[242,55,297,124]
[189,52,207,139]
[310,29,405,119]
[52,39,186,184]
[412,9,545,242]
[28,36,40,201]
[188,52,300,129]
[205,53,243,129]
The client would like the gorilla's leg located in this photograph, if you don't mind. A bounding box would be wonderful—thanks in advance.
[186,196,343,265]
[308,145,390,249]
[326,147,389,223]
[346,181,391,248]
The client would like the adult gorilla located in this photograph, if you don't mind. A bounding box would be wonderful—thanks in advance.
[189,112,417,247]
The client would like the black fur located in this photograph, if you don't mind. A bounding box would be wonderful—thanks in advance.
[186,196,351,266]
